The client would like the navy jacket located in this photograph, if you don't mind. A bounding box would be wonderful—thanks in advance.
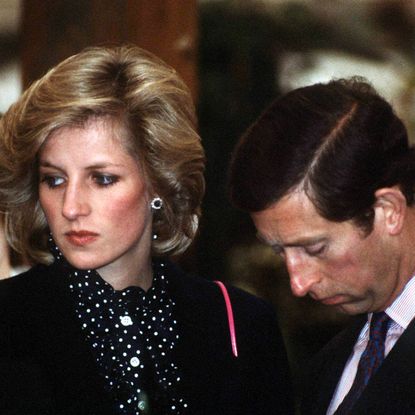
[0,261,294,414]
[301,315,415,414]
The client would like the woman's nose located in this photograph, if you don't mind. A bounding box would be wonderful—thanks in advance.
[62,183,91,220]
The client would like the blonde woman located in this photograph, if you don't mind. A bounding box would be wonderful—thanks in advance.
[0,45,293,415]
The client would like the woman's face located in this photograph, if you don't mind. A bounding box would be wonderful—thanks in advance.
[38,117,153,288]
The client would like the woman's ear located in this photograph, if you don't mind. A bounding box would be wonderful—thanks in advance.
[374,187,407,235]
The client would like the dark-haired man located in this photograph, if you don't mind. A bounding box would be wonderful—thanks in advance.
[228,78,415,414]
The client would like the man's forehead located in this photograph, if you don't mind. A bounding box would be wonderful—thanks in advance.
[253,190,317,221]
[251,190,345,245]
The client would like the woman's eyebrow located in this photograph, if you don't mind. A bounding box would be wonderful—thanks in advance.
[39,161,125,169]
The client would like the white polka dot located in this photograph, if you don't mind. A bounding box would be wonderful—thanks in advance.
[120,315,133,326]
[130,357,140,367]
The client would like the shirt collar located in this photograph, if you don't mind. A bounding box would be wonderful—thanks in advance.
[357,274,415,343]
[385,274,415,330]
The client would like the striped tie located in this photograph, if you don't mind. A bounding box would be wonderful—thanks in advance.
[334,311,391,414]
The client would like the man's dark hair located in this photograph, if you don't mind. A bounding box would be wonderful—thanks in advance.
[228,77,415,231]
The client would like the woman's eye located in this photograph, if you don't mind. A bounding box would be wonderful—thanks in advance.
[93,174,119,186]
[41,175,65,188]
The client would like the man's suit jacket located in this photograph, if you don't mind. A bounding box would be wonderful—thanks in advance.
[0,261,294,415]
[301,315,415,414]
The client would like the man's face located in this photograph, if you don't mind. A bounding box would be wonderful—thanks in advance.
[251,190,403,315]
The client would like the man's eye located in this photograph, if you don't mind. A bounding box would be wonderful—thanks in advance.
[41,175,65,188]
[272,246,285,258]
[305,245,325,256]
[93,174,119,186]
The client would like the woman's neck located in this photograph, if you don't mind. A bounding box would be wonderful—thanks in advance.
[97,256,154,292]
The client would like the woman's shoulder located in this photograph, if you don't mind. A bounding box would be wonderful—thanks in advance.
[0,263,52,287]
[0,263,57,311]
[165,259,277,322]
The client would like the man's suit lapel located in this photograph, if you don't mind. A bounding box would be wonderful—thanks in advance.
[315,317,366,414]
[301,315,366,415]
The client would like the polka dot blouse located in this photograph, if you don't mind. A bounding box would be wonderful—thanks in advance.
[50,238,188,414]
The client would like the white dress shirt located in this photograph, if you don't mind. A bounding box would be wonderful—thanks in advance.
[327,275,415,415]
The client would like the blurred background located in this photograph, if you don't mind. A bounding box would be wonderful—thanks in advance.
[2,0,415,405]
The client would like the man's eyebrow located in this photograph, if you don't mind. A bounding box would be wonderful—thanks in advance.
[256,233,283,250]
[255,232,271,245]
[256,233,326,248]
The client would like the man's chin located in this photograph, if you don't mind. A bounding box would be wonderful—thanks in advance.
[320,295,347,307]
[334,300,368,316]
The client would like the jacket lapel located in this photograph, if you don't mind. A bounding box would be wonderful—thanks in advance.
[28,264,114,414]
[302,315,366,415]
[352,316,415,413]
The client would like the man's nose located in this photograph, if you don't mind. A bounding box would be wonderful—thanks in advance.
[62,182,91,220]
[285,251,321,297]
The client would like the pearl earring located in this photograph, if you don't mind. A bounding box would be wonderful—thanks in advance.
[151,197,163,210]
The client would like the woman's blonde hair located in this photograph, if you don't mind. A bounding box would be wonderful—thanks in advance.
[0,45,205,264]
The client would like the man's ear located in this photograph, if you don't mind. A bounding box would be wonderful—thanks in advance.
[374,187,407,235]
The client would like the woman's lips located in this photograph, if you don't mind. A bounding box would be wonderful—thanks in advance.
[65,231,98,246]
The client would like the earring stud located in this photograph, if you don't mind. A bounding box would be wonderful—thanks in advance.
[151,197,163,210]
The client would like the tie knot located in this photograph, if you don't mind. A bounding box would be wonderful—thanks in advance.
[369,311,390,340]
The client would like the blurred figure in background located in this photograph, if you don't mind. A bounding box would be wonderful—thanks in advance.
[0,45,293,415]
[229,78,415,414]
[0,114,27,279]
[0,216,28,278]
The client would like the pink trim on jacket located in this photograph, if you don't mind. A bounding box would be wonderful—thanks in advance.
[214,280,238,357]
